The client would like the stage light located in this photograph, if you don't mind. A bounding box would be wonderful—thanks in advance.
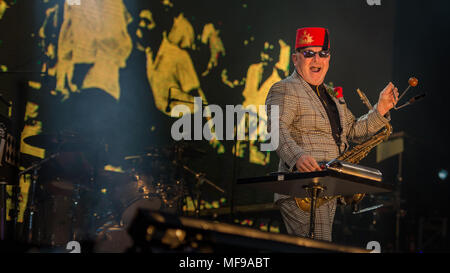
[438,169,448,180]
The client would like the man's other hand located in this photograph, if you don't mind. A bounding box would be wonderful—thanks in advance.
[296,154,322,172]
[377,82,399,116]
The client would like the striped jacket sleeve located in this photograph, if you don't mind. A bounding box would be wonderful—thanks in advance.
[344,102,391,144]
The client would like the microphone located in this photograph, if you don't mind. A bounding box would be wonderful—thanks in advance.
[395,93,426,110]
[166,87,172,113]
[352,204,384,215]
[409,93,426,104]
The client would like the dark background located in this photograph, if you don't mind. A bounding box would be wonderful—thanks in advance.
[0,0,449,252]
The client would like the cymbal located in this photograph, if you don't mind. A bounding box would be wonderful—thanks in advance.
[124,145,206,170]
[23,132,93,151]
[174,146,206,158]
[142,144,206,158]
[124,151,165,161]
[46,179,93,195]
[94,169,131,185]
[19,152,43,168]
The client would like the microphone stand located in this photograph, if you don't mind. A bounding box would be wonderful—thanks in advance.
[165,87,208,113]
[0,93,11,107]
[395,151,403,252]
[19,152,60,244]
[0,180,7,241]
[183,164,225,217]
[165,87,207,217]
[0,71,47,76]
[0,123,7,241]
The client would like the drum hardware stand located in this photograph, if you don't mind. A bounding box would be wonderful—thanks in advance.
[303,180,325,239]
[186,177,200,218]
[182,164,225,195]
[1,182,21,241]
[70,183,82,241]
[0,181,7,240]
[9,185,20,241]
[19,152,59,243]
[165,92,209,216]
[166,96,226,216]
[229,112,257,221]
[26,169,38,243]
[179,164,225,218]
[0,119,8,240]
[394,151,403,252]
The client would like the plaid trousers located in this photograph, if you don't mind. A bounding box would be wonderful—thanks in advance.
[276,197,337,242]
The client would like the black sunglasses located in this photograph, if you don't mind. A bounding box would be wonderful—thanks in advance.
[297,49,330,58]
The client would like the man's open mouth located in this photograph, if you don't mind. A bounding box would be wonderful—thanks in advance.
[310,66,321,73]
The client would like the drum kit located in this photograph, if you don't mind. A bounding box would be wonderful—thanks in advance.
[19,131,224,248]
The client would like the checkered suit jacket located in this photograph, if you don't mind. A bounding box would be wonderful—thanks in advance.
[266,71,390,202]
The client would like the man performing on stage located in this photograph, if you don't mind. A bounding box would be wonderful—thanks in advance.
[265,27,399,241]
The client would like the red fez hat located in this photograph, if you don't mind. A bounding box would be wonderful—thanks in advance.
[295,27,330,50]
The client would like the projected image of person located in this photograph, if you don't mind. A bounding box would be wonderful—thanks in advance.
[42,0,134,164]
[140,5,225,153]
[265,27,399,241]
[55,0,132,101]
[232,40,290,166]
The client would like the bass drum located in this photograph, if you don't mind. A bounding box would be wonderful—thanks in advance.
[111,172,162,228]
[115,172,183,227]
[92,169,183,230]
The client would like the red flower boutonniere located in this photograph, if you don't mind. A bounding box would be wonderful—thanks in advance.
[326,82,344,99]
[334,86,343,99]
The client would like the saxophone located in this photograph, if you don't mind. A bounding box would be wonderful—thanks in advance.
[295,88,392,212]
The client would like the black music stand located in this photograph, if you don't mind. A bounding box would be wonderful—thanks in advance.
[237,166,394,239]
